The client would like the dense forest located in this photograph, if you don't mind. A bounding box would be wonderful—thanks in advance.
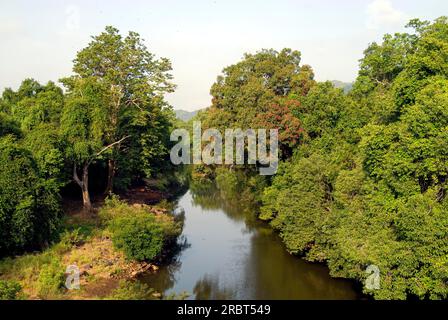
[0,17,447,300]
[195,17,448,300]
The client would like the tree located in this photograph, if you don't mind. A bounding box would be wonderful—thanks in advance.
[260,17,448,299]
[0,113,21,137]
[0,135,60,255]
[209,48,315,128]
[61,77,128,211]
[253,99,304,158]
[68,26,175,194]
[298,81,348,139]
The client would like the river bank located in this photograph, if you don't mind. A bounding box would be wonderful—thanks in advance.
[1,173,362,300]
[0,185,184,300]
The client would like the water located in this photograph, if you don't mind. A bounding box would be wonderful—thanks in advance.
[143,185,359,300]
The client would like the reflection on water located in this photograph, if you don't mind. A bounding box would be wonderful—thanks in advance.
[142,183,359,300]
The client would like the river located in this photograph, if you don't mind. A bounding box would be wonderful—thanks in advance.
[142,184,359,300]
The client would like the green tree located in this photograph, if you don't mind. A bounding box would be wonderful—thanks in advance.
[0,136,60,255]
[67,26,175,194]
[209,48,315,128]
[60,77,122,211]
[260,17,448,299]
[0,79,67,189]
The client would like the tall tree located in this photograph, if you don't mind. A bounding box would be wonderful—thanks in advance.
[61,77,132,212]
[68,26,175,195]
[209,48,315,128]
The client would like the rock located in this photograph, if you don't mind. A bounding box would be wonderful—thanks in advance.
[104,260,114,267]
[82,264,93,270]
[80,270,89,277]
[150,265,159,272]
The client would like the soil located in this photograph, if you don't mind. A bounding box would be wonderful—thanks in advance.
[59,187,170,299]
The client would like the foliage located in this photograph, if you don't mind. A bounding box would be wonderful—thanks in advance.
[0,112,21,137]
[1,17,447,300]
[206,48,316,129]
[100,197,182,262]
[63,26,176,193]
[260,17,448,299]
[107,280,157,300]
[0,280,22,300]
[0,136,61,256]
[253,99,304,158]
[109,214,165,261]
[0,26,183,299]
[36,259,65,298]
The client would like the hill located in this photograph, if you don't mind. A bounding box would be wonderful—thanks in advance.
[331,80,353,93]
[174,109,200,121]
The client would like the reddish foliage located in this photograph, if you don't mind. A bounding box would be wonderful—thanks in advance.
[254,99,304,158]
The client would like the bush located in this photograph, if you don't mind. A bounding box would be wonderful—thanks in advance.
[108,280,157,300]
[109,215,165,261]
[0,280,22,300]
[101,197,182,262]
[36,259,65,297]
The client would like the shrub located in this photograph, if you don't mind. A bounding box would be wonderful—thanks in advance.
[0,280,22,300]
[108,280,157,300]
[109,215,165,261]
[101,196,182,262]
[36,259,65,297]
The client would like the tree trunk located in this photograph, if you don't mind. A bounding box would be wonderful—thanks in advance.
[81,164,91,212]
[74,163,92,213]
[104,159,115,195]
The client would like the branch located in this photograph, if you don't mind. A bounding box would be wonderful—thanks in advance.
[73,163,83,187]
[87,135,131,166]
[126,98,143,111]
[97,136,131,157]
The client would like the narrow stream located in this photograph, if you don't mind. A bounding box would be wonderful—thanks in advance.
[143,185,359,300]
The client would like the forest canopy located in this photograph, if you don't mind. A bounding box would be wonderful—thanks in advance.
[197,17,448,300]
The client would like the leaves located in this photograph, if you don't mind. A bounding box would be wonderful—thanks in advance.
[260,17,448,299]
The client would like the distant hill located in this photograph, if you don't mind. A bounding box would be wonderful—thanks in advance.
[174,109,200,122]
[331,80,353,93]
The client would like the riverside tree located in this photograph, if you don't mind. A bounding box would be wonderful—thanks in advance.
[0,80,65,255]
[207,48,315,129]
[0,130,61,255]
[67,26,175,196]
[61,26,176,211]
[260,17,448,299]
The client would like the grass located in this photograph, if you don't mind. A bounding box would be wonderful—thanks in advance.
[0,196,181,300]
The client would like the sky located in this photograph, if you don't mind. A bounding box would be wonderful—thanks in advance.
[0,0,447,111]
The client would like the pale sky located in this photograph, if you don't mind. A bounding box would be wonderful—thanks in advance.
[0,0,446,111]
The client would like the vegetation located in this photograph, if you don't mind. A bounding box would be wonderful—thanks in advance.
[100,197,183,262]
[1,16,447,300]
[197,17,448,300]
[106,280,157,300]
[61,26,175,210]
[0,280,22,300]
[0,26,178,256]
[0,135,61,256]
[0,26,183,300]
[0,198,180,299]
